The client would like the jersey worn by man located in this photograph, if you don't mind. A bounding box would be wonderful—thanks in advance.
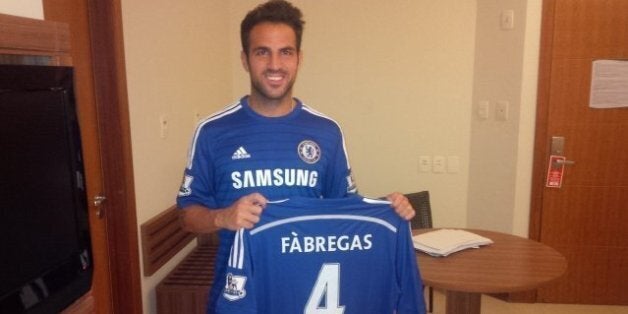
[176,97,356,313]
[215,196,426,314]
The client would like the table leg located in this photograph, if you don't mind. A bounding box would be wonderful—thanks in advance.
[445,291,481,314]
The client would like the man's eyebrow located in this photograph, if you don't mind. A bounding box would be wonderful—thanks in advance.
[252,46,270,51]
[251,45,296,51]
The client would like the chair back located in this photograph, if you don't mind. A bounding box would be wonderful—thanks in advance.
[405,191,435,313]
[405,191,433,229]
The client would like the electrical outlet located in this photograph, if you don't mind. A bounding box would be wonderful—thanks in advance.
[447,156,460,173]
[501,10,514,30]
[478,100,489,120]
[432,156,446,173]
[419,156,432,173]
[496,101,509,121]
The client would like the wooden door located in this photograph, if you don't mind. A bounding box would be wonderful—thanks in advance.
[530,0,628,305]
[43,0,143,312]
[42,2,112,313]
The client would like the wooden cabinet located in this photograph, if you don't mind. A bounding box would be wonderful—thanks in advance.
[1,6,143,312]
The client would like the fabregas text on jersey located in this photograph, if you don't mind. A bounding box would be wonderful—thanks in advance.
[231,168,318,189]
[281,232,373,254]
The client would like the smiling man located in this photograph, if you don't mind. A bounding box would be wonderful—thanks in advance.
[176,1,416,313]
[243,22,301,116]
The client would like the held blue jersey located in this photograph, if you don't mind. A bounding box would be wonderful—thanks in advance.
[176,97,357,313]
[215,196,426,314]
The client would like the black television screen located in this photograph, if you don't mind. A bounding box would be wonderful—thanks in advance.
[0,64,92,313]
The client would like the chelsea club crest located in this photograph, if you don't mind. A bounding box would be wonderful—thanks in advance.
[297,140,321,164]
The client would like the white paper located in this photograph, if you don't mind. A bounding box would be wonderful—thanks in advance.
[589,60,628,109]
[412,229,493,257]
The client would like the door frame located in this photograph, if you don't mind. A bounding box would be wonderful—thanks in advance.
[43,0,143,312]
[86,1,143,312]
[529,0,555,242]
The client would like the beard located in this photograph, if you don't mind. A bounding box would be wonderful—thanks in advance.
[249,70,297,103]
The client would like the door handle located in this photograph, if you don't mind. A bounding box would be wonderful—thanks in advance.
[93,195,107,206]
[553,159,575,165]
[546,136,575,188]
[93,195,107,218]
[550,136,575,166]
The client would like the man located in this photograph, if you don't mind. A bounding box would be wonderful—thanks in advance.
[177,1,415,312]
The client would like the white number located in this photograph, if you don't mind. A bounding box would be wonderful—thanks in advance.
[304,263,345,314]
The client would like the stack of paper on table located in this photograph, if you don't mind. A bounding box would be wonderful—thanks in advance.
[412,229,493,257]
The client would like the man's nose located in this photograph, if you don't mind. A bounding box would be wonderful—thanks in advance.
[267,53,281,69]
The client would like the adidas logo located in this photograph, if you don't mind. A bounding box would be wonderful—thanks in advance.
[231,146,251,160]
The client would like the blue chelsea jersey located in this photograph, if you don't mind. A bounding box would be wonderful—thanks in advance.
[176,97,358,313]
[215,196,426,314]
[177,97,356,210]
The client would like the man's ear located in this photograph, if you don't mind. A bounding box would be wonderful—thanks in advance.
[241,51,250,72]
[298,50,304,68]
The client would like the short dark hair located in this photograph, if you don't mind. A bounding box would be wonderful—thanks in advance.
[240,0,305,55]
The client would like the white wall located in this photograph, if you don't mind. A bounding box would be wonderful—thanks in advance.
[513,0,541,236]
[120,0,232,312]
[0,0,43,19]
[467,0,528,233]
[466,0,540,236]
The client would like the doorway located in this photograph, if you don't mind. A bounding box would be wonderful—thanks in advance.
[530,0,628,305]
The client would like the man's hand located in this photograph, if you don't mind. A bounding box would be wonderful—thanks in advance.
[179,193,268,233]
[387,192,415,221]
[215,193,268,230]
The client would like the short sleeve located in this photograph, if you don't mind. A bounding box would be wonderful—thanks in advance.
[322,126,357,198]
[176,126,218,209]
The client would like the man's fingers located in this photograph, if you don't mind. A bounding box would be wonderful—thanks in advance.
[245,192,268,209]
[240,210,261,228]
[387,192,416,221]
[228,193,266,229]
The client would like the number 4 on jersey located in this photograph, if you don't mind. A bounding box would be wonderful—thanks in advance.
[304,263,345,314]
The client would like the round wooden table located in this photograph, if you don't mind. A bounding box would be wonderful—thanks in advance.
[414,228,567,314]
